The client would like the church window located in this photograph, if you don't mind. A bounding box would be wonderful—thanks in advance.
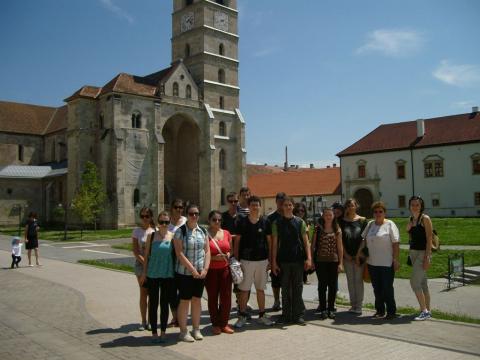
[219,96,224,109]
[99,112,104,129]
[219,149,226,170]
[358,165,365,178]
[472,153,480,174]
[18,145,24,162]
[185,43,191,58]
[396,159,406,179]
[424,155,444,177]
[431,193,440,207]
[398,195,406,208]
[219,43,225,56]
[221,188,226,206]
[186,85,192,99]
[185,0,193,6]
[173,82,179,96]
[216,0,227,5]
[475,192,480,206]
[133,189,140,206]
[218,69,225,83]
[219,121,226,136]
[131,112,142,128]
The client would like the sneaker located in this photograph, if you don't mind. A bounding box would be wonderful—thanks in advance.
[353,308,363,315]
[246,303,253,311]
[348,307,356,313]
[327,311,336,319]
[221,325,234,334]
[272,300,281,311]
[192,329,203,340]
[138,323,147,331]
[234,315,247,328]
[212,326,221,335]
[414,311,432,321]
[295,317,306,326]
[179,332,195,343]
[257,315,274,326]
[372,312,385,319]
[319,311,327,320]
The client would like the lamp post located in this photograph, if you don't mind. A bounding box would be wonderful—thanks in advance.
[58,202,73,241]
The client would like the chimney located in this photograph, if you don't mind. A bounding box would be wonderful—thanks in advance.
[310,163,314,169]
[473,106,479,113]
[327,165,331,168]
[416,119,425,137]
[283,146,288,171]
[333,163,337,167]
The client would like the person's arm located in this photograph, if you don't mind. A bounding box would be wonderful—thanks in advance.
[132,234,144,264]
[271,222,280,275]
[422,215,433,270]
[200,235,211,279]
[173,236,199,277]
[336,230,344,272]
[302,231,311,271]
[24,224,28,242]
[141,234,153,284]
[391,221,400,271]
[310,227,317,269]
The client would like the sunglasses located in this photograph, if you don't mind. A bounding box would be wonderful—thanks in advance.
[373,210,385,214]
[158,220,170,226]
[174,206,184,210]
[210,218,222,222]
[188,212,200,217]
[228,200,239,204]
[140,214,151,219]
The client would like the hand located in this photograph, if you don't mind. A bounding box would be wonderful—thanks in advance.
[272,263,280,276]
[310,262,316,271]
[199,269,208,279]
[393,259,400,272]
[192,269,200,278]
[338,264,344,273]
[266,261,271,271]
[140,275,146,285]
[423,255,432,270]
[304,259,312,271]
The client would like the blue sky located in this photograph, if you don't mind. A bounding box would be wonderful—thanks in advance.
[1,0,479,167]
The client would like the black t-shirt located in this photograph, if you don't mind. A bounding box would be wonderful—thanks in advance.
[275,216,306,264]
[409,216,427,250]
[221,210,237,235]
[236,216,269,261]
[341,218,367,257]
[265,210,281,236]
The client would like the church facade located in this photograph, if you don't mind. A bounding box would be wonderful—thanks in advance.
[0,0,246,227]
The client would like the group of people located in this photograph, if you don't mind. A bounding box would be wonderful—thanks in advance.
[132,188,435,343]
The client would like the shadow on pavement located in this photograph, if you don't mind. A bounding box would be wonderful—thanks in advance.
[86,323,140,335]
[327,310,414,326]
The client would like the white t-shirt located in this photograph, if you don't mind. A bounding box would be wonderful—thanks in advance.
[362,219,400,267]
[132,227,155,256]
[168,216,187,234]
[12,243,22,257]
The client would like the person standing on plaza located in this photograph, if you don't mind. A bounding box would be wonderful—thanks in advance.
[173,204,210,342]
[141,211,176,343]
[24,211,41,267]
[407,196,433,321]
[272,196,312,325]
[132,207,156,331]
[237,187,251,217]
[234,195,274,328]
[266,192,286,311]
[312,207,343,319]
[341,199,367,314]
[205,210,234,335]
[357,201,400,320]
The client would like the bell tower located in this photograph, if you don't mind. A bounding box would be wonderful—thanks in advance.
[172,0,239,110]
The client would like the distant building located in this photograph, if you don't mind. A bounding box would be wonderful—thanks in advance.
[337,108,480,218]
[248,166,341,216]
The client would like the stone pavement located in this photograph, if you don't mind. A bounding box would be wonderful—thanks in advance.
[1,249,479,360]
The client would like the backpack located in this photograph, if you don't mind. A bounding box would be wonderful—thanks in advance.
[27,220,38,239]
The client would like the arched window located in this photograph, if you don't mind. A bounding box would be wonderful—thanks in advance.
[219,43,225,56]
[173,82,179,96]
[131,112,142,128]
[133,189,140,206]
[219,96,224,109]
[219,121,226,136]
[18,145,24,162]
[186,84,192,99]
[218,69,225,83]
[185,43,191,58]
[219,149,226,170]
[221,188,226,206]
[99,112,104,129]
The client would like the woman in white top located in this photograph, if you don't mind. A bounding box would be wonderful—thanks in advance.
[132,207,155,331]
[357,201,400,320]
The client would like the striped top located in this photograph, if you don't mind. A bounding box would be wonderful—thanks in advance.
[174,224,207,275]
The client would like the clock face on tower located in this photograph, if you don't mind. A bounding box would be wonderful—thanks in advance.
[181,12,194,32]
[214,11,228,32]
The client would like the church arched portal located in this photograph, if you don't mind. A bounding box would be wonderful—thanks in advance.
[162,114,200,207]
[353,188,374,218]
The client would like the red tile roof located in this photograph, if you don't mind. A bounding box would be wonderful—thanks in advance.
[248,167,341,198]
[247,164,284,178]
[64,86,102,102]
[44,105,68,134]
[0,101,56,135]
[337,111,480,156]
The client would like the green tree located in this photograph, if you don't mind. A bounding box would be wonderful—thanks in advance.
[72,161,106,231]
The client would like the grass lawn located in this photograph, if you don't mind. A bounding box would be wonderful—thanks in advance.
[0,227,133,241]
[390,217,480,246]
[78,259,134,273]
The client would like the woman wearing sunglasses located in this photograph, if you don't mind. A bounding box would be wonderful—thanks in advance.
[141,211,176,342]
[205,210,234,335]
[173,204,211,342]
[357,201,400,320]
[132,207,156,330]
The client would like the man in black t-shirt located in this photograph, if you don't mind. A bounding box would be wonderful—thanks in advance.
[222,192,239,235]
[266,192,286,311]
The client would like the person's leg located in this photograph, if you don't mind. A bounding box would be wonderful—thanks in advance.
[148,278,160,336]
[177,299,190,334]
[34,247,40,265]
[205,268,220,327]
[280,262,293,321]
[159,278,172,335]
[27,249,32,266]
[191,297,202,329]
[384,266,397,316]
[16,256,21,267]
[218,266,232,328]
[327,262,339,313]
[368,265,385,315]
[315,262,328,312]
[343,257,355,309]
[136,276,148,326]
[11,254,15,269]
[291,262,305,320]
[270,272,281,309]
[354,263,365,312]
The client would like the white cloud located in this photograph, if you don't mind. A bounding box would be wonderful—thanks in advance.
[99,0,134,24]
[433,60,480,87]
[356,29,425,57]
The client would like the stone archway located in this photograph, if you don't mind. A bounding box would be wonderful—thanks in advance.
[354,188,374,218]
[162,114,200,207]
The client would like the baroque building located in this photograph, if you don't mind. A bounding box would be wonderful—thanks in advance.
[0,0,246,227]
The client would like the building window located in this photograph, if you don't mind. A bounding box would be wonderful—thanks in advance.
[219,121,226,136]
[358,165,366,178]
[219,149,226,170]
[472,153,480,174]
[424,155,444,177]
[133,189,140,206]
[475,192,480,206]
[216,0,226,5]
[99,112,104,129]
[173,82,179,97]
[51,141,56,162]
[221,188,225,206]
[396,159,406,179]
[18,145,24,162]
[185,43,191,58]
[218,69,225,83]
[131,112,142,128]
[186,85,192,99]
[398,195,406,208]
[219,43,225,56]
[219,96,224,109]
[185,0,193,6]
[432,193,440,207]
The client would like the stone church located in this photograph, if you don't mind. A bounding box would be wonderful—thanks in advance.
[0,0,246,227]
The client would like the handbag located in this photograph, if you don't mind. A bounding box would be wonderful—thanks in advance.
[210,234,244,285]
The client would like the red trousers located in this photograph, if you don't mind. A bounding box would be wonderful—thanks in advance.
[205,266,232,327]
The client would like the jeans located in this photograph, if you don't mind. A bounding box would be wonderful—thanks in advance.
[368,264,396,315]
[148,277,176,334]
[204,266,232,328]
[11,255,21,268]
[315,261,338,312]
[279,262,305,320]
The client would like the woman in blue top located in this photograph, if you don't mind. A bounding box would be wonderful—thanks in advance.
[141,211,176,343]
